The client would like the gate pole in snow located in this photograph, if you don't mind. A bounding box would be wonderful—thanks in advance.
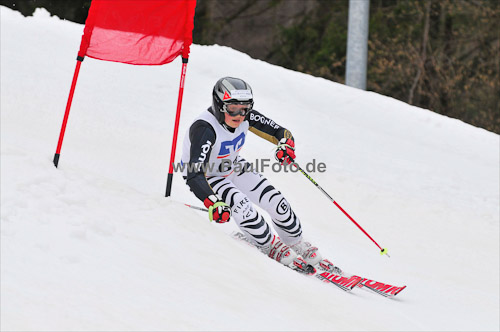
[165,57,189,197]
[53,56,84,167]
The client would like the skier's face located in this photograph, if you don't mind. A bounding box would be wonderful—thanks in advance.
[224,111,245,128]
[223,104,249,128]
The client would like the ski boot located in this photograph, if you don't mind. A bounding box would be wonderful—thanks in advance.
[291,240,322,266]
[261,235,297,266]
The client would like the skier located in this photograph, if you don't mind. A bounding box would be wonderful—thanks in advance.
[181,77,327,268]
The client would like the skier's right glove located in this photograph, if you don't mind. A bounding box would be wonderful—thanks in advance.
[204,194,231,223]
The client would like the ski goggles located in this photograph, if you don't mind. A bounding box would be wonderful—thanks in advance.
[222,102,253,117]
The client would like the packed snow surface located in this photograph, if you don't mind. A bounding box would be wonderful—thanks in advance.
[1,7,499,331]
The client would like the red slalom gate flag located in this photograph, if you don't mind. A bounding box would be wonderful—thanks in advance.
[79,0,196,64]
[54,0,196,199]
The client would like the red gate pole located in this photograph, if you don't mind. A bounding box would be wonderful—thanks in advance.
[165,57,189,197]
[53,56,84,167]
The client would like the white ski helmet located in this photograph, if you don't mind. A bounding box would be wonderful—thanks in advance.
[212,77,254,124]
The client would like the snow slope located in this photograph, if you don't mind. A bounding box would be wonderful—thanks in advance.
[1,7,499,331]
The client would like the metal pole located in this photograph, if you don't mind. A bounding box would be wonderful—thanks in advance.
[345,0,370,90]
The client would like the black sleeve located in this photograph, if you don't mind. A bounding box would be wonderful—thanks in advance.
[185,120,217,202]
[247,109,294,144]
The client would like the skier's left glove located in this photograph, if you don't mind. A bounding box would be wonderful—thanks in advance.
[275,138,296,165]
[204,194,231,223]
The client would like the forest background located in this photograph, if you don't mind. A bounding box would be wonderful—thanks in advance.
[2,0,498,134]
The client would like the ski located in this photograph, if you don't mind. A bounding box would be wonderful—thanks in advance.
[232,232,360,292]
[316,261,406,298]
[318,271,406,298]
[314,271,363,292]
[232,231,406,297]
[355,278,406,298]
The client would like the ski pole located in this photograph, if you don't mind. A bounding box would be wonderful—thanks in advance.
[185,203,234,223]
[184,203,208,212]
[292,162,389,257]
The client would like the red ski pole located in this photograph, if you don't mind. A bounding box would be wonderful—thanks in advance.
[292,162,389,257]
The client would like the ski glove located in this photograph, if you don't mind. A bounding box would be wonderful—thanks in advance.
[275,138,296,165]
[204,194,231,223]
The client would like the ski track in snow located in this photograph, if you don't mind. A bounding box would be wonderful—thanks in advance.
[1,7,499,331]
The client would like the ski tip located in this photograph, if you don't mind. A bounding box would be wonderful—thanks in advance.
[394,285,407,296]
[387,285,407,298]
